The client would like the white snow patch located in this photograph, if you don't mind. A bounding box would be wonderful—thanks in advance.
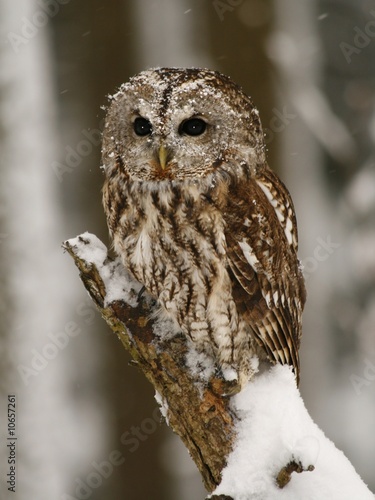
[66,232,143,307]
[222,367,238,382]
[69,232,108,267]
[151,307,183,341]
[212,365,374,500]
[155,390,169,425]
[184,345,216,383]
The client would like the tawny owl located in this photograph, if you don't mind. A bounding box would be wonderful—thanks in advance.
[102,68,306,391]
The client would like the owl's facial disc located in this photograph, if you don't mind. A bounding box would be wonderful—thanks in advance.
[102,68,266,183]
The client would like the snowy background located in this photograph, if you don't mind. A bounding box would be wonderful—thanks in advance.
[0,1,374,499]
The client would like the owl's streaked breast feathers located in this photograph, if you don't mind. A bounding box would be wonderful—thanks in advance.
[102,68,306,391]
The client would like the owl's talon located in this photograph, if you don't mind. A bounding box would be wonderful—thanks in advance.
[137,286,146,303]
[209,376,241,397]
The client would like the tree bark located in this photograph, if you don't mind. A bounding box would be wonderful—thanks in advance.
[63,233,235,493]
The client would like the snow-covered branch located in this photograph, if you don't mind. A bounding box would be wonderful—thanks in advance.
[63,233,374,500]
[63,232,234,492]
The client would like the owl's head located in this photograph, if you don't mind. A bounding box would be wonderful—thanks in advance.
[102,68,265,183]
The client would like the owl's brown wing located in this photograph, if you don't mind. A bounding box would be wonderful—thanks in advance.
[224,167,306,383]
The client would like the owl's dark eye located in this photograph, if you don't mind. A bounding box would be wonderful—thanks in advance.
[134,117,152,136]
[179,118,207,136]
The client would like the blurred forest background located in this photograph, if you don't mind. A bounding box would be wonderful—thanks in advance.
[1,1,375,499]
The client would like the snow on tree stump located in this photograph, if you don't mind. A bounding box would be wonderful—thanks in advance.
[63,232,374,500]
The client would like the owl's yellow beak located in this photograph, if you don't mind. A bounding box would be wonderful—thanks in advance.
[158,144,168,170]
